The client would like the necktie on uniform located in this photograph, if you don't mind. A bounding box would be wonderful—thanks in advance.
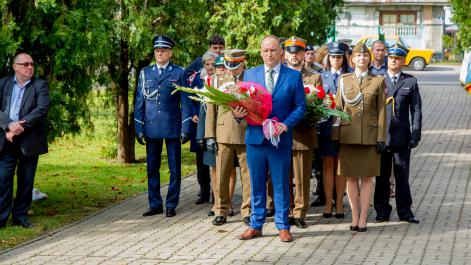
[358,74,364,85]
[267,68,275,93]
[333,72,339,88]
[392,76,397,87]
[159,67,164,76]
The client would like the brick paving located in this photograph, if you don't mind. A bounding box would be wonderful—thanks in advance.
[0,83,470,264]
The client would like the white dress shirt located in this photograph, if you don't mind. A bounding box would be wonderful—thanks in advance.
[264,63,281,88]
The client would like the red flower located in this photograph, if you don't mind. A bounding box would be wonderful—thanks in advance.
[304,87,310,94]
[240,86,249,94]
[329,93,335,109]
[316,86,326,99]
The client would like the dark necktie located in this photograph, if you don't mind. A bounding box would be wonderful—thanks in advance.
[159,67,164,76]
[333,72,339,88]
[392,76,397,87]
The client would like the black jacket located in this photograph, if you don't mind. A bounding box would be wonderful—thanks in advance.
[0,75,50,156]
[385,72,422,147]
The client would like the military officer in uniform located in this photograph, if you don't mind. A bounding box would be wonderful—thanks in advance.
[283,36,322,228]
[317,42,350,219]
[134,35,191,218]
[335,42,386,232]
[374,44,422,224]
[205,49,252,226]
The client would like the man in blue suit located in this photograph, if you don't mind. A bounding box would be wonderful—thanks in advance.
[235,35,306,242]
[134,35,190,218]
[374,44,422,224]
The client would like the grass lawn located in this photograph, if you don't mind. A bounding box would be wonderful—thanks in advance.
[0,103,196,250]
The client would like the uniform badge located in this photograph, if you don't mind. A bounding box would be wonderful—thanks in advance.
[402,87,410,90]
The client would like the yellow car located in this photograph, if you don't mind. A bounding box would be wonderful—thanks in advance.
[356,35,434,71]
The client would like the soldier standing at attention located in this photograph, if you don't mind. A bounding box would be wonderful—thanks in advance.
[206,49,252,226]
[134,35,190,218]
[335,42,386,232]
[374,44,422,224]
[283,36,322,228]
[318,42,350,219]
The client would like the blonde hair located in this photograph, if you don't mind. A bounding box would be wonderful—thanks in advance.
[315,45,329,64]
[350,50,372,69]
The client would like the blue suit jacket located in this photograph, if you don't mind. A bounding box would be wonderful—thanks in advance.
[134,63,191,139]
[243,64,306,148]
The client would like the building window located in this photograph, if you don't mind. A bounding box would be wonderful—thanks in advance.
[382,14,397,25]
[380,11,417,25]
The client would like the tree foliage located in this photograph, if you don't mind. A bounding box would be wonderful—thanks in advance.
[0,0,342,162]
[451,0,471,50]
[209,0,343,66]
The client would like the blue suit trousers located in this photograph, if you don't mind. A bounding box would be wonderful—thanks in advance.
[246,142,291,230]
[0,141,39,223]
[146,138,181,209]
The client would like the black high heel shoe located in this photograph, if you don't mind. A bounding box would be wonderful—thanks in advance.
[357,227,367,232]
[349,225,358,231]
[323,212,333,218]
[323,204,334,218]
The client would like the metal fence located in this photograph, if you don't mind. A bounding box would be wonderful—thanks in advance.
[336,24,444,52]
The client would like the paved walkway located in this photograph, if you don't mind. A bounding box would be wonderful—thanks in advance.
[1,83,470,264]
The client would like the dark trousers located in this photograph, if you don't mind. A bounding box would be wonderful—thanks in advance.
[374,147,414,219]
[0,141,39,222]
[196,149,210,201]
[146,138,181,210]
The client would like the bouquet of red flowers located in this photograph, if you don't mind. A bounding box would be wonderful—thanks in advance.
[174,82,284,146]
[173,81,271,125]
[303,85,351,126]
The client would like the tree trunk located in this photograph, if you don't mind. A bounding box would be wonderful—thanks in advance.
[115,38,135,163]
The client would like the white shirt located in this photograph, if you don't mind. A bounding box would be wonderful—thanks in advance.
[156,62,169,72]
[331,69,342,76]
[354,69,368,82]
[264,63,281,88]
[387,71,401,82]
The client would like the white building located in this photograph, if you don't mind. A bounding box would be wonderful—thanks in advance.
[336,0,451,54]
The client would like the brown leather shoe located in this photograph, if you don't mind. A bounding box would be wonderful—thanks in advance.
[238,228,262,240]
[278,229,293,242]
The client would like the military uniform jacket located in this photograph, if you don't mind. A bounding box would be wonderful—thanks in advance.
[335,72,386,145]
[205,73,246,144]
[385,72,422,147]
[134,63,190,139]
[292,67,322,150]
[318,70,341,137]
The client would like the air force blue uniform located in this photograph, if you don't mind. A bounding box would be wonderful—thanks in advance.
[316,70,342,156]
[181,73,211,202]
[243,64,306,230]
[134,63,191,210]
[374,71,422,220]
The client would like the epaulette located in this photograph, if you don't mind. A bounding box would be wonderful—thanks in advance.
[142,65,154,71]
[341,72,354,77]
[305,68,318,74]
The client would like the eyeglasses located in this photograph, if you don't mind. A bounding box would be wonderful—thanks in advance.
[16,62,35,68]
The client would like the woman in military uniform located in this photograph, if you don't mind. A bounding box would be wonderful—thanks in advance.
[335,43,386,232]
[318,42,350,219]
[186,51,218,206]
